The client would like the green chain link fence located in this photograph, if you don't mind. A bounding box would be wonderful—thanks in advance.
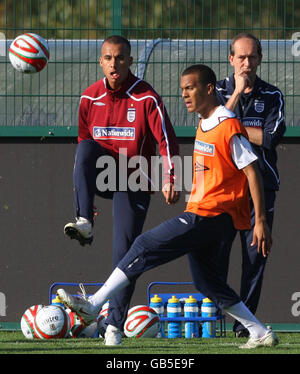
[0,0,299,137]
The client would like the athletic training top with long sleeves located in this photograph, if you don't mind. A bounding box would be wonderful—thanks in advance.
[78,70,180,192]
[216,74,286,191]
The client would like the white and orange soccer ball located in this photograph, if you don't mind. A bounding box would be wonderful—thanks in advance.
[20,304,44,339]
[124,305,160,338]
[66,308,98,338]
[9,33,50,74]
[33,305,70,339]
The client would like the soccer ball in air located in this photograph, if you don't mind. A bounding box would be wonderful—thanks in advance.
[20,304,44,339]
[124,305,160,338]
[9,33,50,73]
[33,305,70,339]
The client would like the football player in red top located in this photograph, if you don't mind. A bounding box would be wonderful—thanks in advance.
[63,35,180,345]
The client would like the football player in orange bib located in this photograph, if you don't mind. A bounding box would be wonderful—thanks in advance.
[57,64,278,349]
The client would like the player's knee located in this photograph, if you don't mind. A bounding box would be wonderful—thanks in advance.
[76,140,101,165]
[132,232,153,251]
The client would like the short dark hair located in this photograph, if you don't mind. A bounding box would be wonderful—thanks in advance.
[230,33,262,57]
[181,64,217,89]
[102,35,131,54]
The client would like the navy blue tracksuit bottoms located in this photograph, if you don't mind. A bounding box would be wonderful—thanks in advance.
[118,211,241,311]
[217,190,276,333]
[73,139,151,329]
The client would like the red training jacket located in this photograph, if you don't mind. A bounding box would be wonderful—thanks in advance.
[78,70,180,192]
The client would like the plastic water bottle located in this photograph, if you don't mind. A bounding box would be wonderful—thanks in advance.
[184,295,199,338]
[167,295,182,338]
[150,294,165,337]
[51,296,65,309]
[201,298,217,338]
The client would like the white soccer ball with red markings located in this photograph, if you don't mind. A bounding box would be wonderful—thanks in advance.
[66,308,97,338]
[20,304,44,339]
[97,301,109,338]
[124,305,160,338]
[98,301,109,320]
[33,305,70,339]
[9,33,50,74]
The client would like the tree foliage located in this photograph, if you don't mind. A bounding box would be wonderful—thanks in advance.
[0,0,299,40]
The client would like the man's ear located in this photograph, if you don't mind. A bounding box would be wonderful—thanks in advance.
[207,83,215,95]
[229,53,234,67]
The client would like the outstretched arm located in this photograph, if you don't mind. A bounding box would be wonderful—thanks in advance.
[242,161,272,257]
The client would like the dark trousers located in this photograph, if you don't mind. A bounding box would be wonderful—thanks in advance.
[217,190,276,332]
[118,212,241,311]
[73,139,151,329]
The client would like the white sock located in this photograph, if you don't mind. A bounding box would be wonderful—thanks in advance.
[224,301,267,339]
[88,267,130,313]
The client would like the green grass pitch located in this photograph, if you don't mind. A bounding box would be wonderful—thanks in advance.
[1,330,300,355]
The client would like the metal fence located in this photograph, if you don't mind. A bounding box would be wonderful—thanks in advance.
[0,0,299,136]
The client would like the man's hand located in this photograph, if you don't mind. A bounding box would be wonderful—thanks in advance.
[234,69,251,94]
[225,70,252,112]
[251,219,272,257]
[162,183,180,205]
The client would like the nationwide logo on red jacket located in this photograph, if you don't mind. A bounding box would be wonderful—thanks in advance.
[93,126,135,140]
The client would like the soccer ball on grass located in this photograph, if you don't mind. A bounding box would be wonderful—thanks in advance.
[124,305,160,338]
